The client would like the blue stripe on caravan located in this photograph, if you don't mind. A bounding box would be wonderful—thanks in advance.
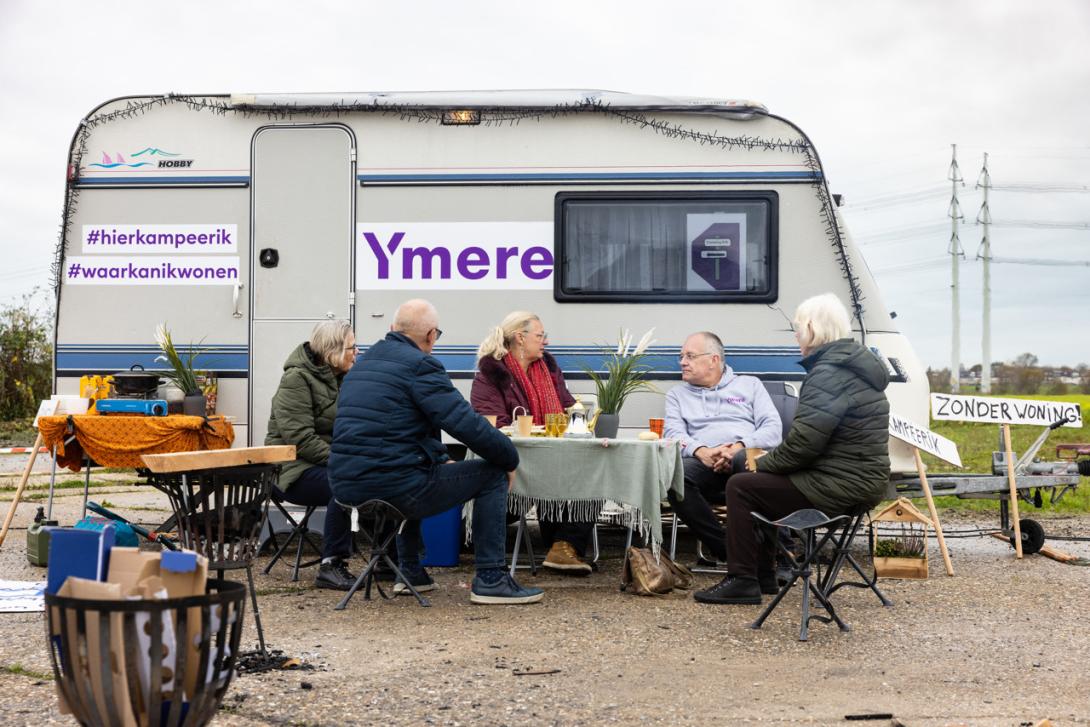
[56,344,248,373]
[357,171,820,183]
[76,176,251,186]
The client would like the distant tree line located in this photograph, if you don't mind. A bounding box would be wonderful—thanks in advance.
[927,353,1090,395]
[0,290,53,420]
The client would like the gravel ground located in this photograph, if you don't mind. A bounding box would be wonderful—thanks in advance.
[0,468,1088,726]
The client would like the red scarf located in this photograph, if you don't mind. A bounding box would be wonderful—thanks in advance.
[503,354,563,425]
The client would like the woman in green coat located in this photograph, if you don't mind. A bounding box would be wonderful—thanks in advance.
[266,320,358,591]
[694,293,890,605]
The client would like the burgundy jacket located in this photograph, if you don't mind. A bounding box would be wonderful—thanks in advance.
[470,351,576,426]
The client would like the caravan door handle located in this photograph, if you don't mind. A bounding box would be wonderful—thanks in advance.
[232,283,244,318]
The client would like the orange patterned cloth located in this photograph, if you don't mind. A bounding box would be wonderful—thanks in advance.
[37,414,235,471]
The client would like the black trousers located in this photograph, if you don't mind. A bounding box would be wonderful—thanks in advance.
[725,471,814,578]
[667,451,748,562]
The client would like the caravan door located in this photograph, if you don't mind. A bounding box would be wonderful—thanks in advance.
[249,125,355,445]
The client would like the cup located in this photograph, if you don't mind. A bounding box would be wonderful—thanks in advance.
[484,414,498,427]
[555,412,569,436]
[516,414,534,437]
[745,447,767,471]
[648,418,665,437]
[544,413,558,437]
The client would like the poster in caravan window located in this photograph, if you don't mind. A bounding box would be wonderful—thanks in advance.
[686,213,746,291]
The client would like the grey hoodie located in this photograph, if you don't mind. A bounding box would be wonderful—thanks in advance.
[664,366,783,457]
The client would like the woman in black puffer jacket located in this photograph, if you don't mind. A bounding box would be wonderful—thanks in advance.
[694,293,890,606]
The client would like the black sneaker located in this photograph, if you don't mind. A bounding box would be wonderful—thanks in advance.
[693,575,761,605]
[315,559,357,591]
[757,571,782,595]
[392,568,437,596]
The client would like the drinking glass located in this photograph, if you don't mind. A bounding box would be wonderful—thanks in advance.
[555,412,569,436]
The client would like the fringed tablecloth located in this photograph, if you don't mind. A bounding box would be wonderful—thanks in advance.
[37,414,235,471]
[470,437,683,546]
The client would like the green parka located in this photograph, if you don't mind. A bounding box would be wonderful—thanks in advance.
[756,338,890,514]
[265,342,342,491]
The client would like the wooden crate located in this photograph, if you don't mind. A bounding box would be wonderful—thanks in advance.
[873,554,928,579]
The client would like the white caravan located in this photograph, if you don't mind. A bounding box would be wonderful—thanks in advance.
[53,90,928,473]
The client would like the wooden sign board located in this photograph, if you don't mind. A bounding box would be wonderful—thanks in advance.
[889,413,962,467]
[931,393,1082,428]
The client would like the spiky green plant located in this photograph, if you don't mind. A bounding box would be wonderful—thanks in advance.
[581,329,659,414]
[154,323,204,395]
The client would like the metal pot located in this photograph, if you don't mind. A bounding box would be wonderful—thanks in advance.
[111,365,162,396]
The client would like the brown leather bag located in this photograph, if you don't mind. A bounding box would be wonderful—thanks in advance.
[621,546,694,596]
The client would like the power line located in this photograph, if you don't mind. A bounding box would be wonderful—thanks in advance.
[991,256,1090,267]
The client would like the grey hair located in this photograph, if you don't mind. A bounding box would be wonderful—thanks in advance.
[794,293,852,350]
[695,331,725,360]
[477,311,540,360]
[309,320,354,369]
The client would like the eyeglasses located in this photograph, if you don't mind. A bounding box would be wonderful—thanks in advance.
[678,352,714,363]
[430,328,443,341]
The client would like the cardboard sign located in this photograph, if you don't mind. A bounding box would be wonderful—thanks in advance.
[889,413,962,467]
[931,393,1082,428]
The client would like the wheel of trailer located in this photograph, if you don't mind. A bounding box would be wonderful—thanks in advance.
[1010,518,1045,555]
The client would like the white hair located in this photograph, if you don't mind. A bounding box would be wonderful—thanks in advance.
[794,293,852,350]
[392,299,439,338]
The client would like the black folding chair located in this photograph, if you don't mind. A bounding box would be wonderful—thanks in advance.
[817,504,893,607]
[334,499,431,610]
[749,509,853,641]
[262,497,323,582]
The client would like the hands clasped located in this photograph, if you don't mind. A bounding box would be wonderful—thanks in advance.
[695,442,744,473]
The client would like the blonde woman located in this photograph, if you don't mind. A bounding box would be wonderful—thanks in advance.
[694,293,891,605]
[470,311,593,574]
[266,319,358,591]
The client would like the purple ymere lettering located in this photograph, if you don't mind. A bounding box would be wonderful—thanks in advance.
[363,231,405,279]
[361,230,555,281]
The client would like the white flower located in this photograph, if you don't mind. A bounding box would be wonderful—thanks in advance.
[154,323,169,352]
[620,329,633,357]
[633,328,656,356]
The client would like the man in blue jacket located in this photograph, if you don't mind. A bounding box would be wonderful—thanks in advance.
[329,299,543,605]
[664,331,782,566]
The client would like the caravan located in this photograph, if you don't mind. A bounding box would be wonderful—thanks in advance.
[53,90,927,472]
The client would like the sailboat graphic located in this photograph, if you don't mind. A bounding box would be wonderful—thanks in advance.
[90,151,151,169]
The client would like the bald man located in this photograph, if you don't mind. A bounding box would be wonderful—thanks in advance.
[329,299,544,605]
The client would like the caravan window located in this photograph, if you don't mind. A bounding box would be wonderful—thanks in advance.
[556,191,777,302]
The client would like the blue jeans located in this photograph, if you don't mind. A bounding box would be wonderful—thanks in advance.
[277,465,353,561]
[384,459,508,573]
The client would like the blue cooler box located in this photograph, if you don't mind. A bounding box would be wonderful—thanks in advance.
[420,506,462,567]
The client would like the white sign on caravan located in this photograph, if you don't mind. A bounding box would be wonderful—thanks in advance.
[64,256,240,286]
[357,222,553,291]
[82,224,238,254]
[889,413,962,467]
[930,393,1082,428]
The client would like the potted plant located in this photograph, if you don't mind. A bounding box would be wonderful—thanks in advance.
[154,324,207,416]
[581,328,658,438]
[870,498,931,579]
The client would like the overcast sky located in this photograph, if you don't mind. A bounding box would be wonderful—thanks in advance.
[1,0,1087,368]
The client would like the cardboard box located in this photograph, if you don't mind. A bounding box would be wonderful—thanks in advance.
[54,577,136,727]
[160,550,208,700]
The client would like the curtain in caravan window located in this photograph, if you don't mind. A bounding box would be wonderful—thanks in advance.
[561,198,772,298]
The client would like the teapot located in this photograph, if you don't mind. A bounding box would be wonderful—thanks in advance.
[566,409,591,436]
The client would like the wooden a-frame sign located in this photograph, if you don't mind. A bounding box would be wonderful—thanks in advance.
[888,413,956,576]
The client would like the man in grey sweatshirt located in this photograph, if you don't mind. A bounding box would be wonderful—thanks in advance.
[664,331,783,562]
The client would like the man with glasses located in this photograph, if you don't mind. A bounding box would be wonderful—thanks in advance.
[664,332,782,566]
[329,299,544,605]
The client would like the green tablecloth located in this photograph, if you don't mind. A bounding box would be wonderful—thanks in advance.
[470,436,684,546]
